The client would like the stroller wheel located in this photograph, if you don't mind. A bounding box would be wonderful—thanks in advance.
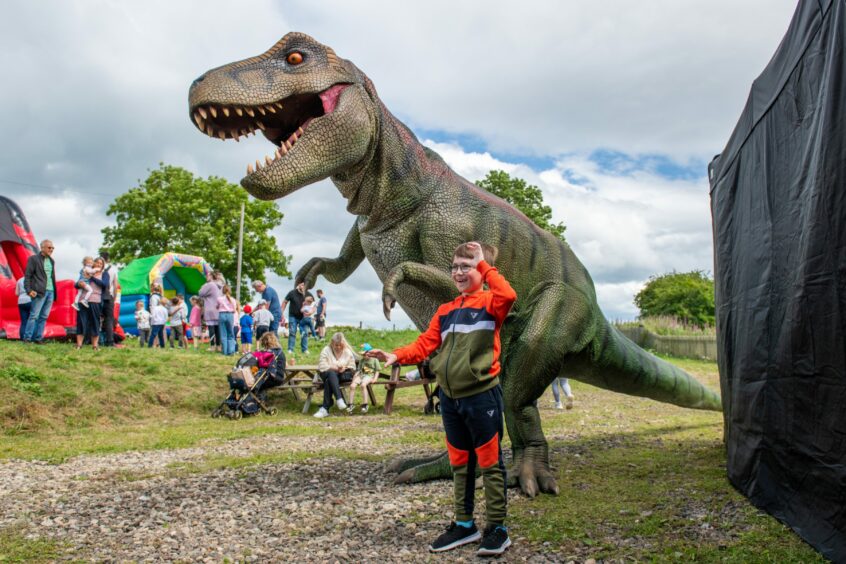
[232,410,242,420]
[423,402,433,415]
[434,402,441,414]
[211,408,223,418]
[268,408,278,416]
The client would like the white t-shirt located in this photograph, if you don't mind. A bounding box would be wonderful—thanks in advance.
[151,304,169,325]
[15,277,31,305]
[135,309,151,330]
[253,308,274,327]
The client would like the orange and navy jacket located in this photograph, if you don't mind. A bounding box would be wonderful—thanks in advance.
[392,260,517,399]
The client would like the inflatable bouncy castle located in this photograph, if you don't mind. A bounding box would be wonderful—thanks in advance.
[0,196,76,339]
[118,253,211,335]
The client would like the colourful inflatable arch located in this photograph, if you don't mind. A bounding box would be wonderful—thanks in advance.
[118,253,212,335]
[0,196,76,339]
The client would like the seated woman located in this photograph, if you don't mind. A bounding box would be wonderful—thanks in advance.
[256,332,286,392]
[313,332,356,418]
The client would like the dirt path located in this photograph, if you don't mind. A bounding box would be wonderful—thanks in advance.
[0,428,562,562]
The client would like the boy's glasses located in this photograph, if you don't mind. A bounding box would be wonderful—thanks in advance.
[450,264,474,274]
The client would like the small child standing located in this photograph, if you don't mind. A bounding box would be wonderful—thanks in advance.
[149,283,164,312]
[240,304,254,354]
[367,242,516,556]
[135,300,151,347]
[168,296,187,348]
[299,295,318,338]
[189,296,203,349]
[148,299,169,348]
[347,343,381,414]
[72,256,101,311]
[253,300,273,341]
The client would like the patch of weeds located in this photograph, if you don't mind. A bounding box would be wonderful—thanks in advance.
[0,364,44,396]
[0,526,63,563]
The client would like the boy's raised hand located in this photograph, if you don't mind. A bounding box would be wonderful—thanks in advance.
[365,349,397,366]
[465,241,485,267]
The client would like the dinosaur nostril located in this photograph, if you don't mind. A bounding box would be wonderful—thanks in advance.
[191,75,206,89]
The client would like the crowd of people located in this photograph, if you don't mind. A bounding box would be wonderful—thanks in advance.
[12,240,332,357]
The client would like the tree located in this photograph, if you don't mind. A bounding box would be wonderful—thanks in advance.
[477,170,566,240]
[101,163,290,290]
[634,270,715,328]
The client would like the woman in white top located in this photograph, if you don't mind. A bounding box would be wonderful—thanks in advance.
[313,332,357,418]
[15,276,32,337]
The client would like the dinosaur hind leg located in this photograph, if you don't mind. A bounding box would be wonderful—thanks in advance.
[503,282,596,498]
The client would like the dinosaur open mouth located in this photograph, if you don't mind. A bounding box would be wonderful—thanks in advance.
[191,83,351,175]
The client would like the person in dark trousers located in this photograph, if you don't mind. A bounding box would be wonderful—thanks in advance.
[22,239,57,344]
[367,241,516,557]
[99,251,118,346]
[278,281,314,354]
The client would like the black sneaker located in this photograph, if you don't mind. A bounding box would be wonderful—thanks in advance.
[477,524,511,556]
[429,522,481,553]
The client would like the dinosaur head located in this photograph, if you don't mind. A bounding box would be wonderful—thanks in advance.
[188,33,374,200]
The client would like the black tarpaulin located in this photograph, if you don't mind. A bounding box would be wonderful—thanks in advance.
[709,0,846,560]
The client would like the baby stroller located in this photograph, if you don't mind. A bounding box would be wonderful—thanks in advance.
[211,349,286,419]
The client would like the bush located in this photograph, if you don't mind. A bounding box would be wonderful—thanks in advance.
[634,271,715,328]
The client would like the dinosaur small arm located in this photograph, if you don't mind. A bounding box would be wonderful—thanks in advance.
[189,32,722,497]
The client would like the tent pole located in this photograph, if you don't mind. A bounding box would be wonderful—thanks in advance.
[236,202,245,303]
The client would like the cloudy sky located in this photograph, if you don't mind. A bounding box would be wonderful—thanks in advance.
[0,0,798,329]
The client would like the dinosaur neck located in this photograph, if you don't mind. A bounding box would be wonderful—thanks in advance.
[331,100,449,226]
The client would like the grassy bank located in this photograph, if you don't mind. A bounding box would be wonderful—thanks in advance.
[0,334,823,561]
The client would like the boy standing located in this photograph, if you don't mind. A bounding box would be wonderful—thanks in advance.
[367,241,516,556]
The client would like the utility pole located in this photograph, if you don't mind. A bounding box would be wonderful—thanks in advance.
[235,202,245,303]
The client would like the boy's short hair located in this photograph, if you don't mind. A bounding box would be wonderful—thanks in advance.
[453,242,498,265]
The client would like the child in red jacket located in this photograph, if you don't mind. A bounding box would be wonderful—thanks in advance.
[367,241,516,556]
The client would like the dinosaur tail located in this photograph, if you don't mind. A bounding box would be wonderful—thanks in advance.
[577,321,722,411]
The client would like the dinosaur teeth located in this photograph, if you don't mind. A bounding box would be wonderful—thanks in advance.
[275,102,284,110]
[194,113,205,130]
[256,121,266,131]
[284,140,292,150]
[255,159,262,170]
[247,163,254,175]
[275,148,282,159]
[222,107,230,117]
[206,125,214,137]
[265,155,273,166]
[245,108,255,117]
[297,127,304,136]
[235,108,244,117]
[209,106,217,119]
[198,107,208,119]
[218,130,226,140]
[279,144,288,155]
[240,128,249,137]
[257,106,266,116]
[265,105,276,114]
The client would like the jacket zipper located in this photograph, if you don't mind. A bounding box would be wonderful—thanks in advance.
[443,297,464,398]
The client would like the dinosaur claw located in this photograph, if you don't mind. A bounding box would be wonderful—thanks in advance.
[382,295,396,320]
[394,468,415,484]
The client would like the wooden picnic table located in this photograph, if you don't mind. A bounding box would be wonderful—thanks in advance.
[278,364,436,415]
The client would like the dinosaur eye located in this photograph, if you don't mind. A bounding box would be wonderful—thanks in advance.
[286,52,304,65]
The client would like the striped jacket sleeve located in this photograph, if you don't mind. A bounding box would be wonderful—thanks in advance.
[393,307,444,366]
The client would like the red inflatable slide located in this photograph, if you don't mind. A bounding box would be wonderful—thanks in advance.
[0,196,76,339]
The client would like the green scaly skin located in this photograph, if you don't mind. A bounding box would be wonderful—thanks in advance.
[189,32,722,497]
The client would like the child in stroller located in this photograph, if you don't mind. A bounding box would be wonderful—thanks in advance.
[212,332,286,419]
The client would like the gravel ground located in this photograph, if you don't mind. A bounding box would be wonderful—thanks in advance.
[0,427,564,562]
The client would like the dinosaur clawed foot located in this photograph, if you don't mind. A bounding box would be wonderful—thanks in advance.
[508,445,559,498]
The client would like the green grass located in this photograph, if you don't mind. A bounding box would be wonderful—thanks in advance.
[0,333,825,561]
[0,527,63,563]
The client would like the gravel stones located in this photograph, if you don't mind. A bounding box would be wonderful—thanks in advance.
[0,430,560,562]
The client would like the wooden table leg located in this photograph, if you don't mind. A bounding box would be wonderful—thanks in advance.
[383,365,401,415]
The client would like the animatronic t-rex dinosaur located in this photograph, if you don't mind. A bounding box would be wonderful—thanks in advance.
[189,32,722,497]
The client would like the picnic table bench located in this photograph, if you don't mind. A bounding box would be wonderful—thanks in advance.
[279,364,437,415]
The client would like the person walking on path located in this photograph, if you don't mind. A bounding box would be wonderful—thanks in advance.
[551,377,575,409]
[22,239,57,344]
[251,280,283,334]
[367,242,516,557]
[15,276,31,337]
[99,251,119,347]
[279,281,313,354]
[315,289,328,340]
